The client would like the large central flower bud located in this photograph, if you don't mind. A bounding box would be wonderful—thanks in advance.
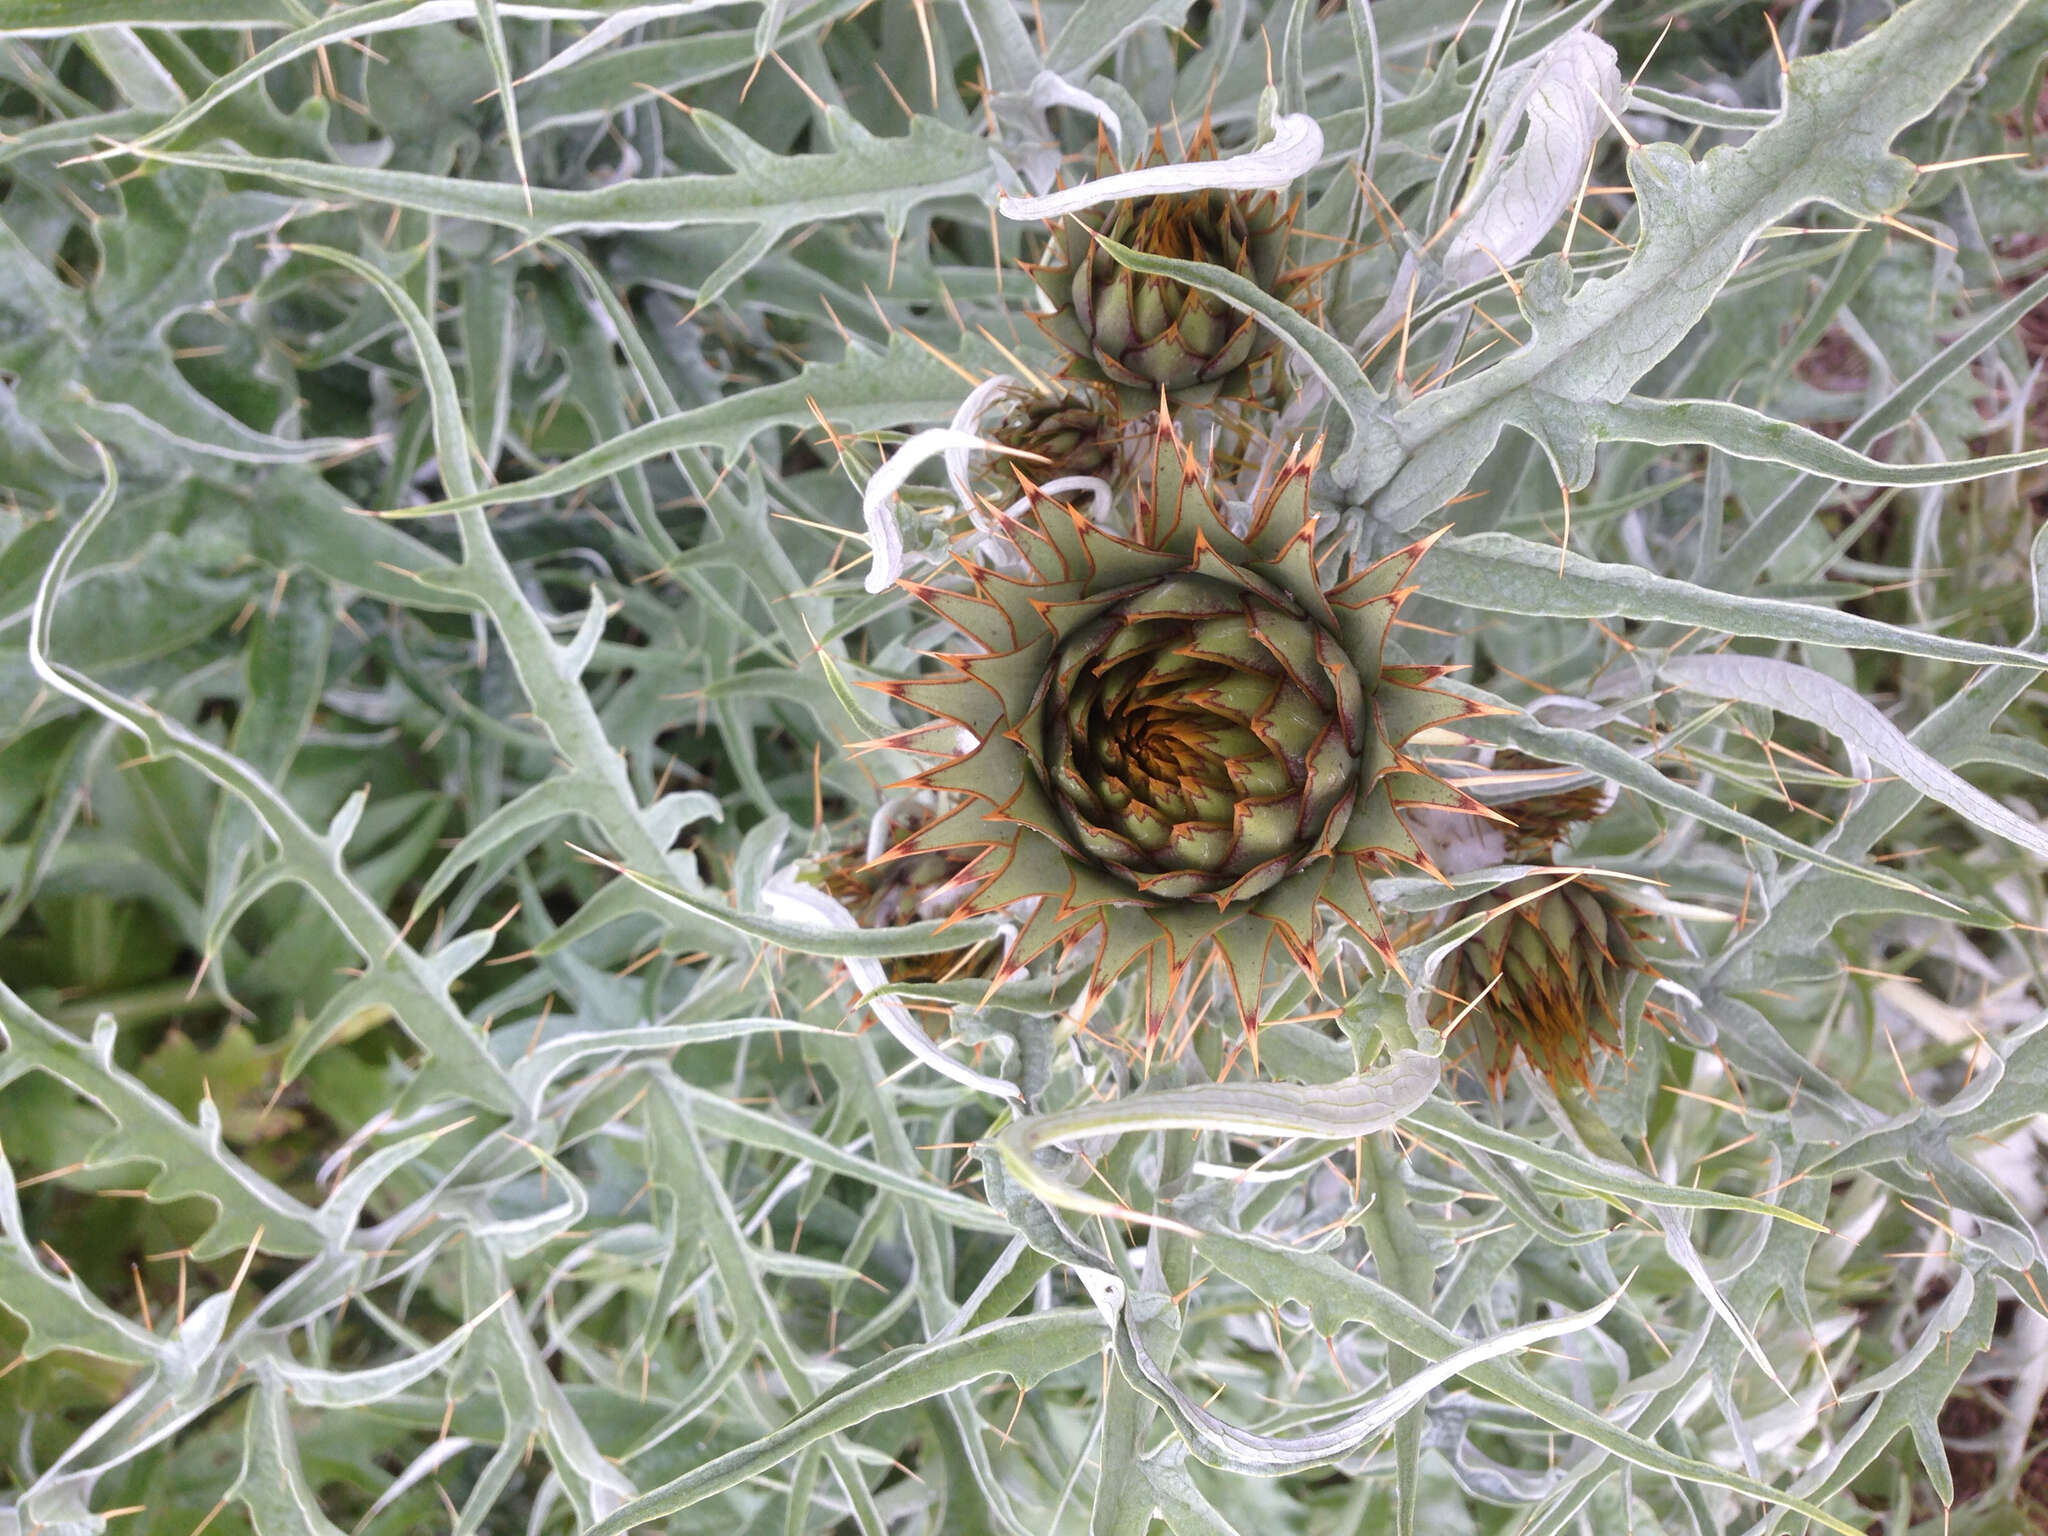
[886,420,1488,1035]
[1044,573,1366,905]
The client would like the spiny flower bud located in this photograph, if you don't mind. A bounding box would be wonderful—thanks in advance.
[1488,749,1619,861]
[977,388,1127,499]
[875,416,1486,1035]
[813,805,999,988]
[1023,126,1304,413]
[1436,875,1653,1091]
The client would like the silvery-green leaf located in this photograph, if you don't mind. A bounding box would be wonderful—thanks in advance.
[1662,652,2048,860]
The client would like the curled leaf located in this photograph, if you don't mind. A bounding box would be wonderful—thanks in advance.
[1442,31,1623,287]
[1360,30,1621,345]
[762,868,1022,1101]
[1028,71,1125,151]
[998,113,1323,220]
[862,426,1046,592]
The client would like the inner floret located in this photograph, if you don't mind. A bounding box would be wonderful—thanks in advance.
[1042,573,1368,905]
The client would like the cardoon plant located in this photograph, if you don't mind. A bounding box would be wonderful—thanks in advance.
[0,1,2045,1533]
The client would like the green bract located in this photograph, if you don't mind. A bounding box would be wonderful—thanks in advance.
[884,419,1485,1030]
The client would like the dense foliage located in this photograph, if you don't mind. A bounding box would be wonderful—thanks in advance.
[1,0,2045,1532]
